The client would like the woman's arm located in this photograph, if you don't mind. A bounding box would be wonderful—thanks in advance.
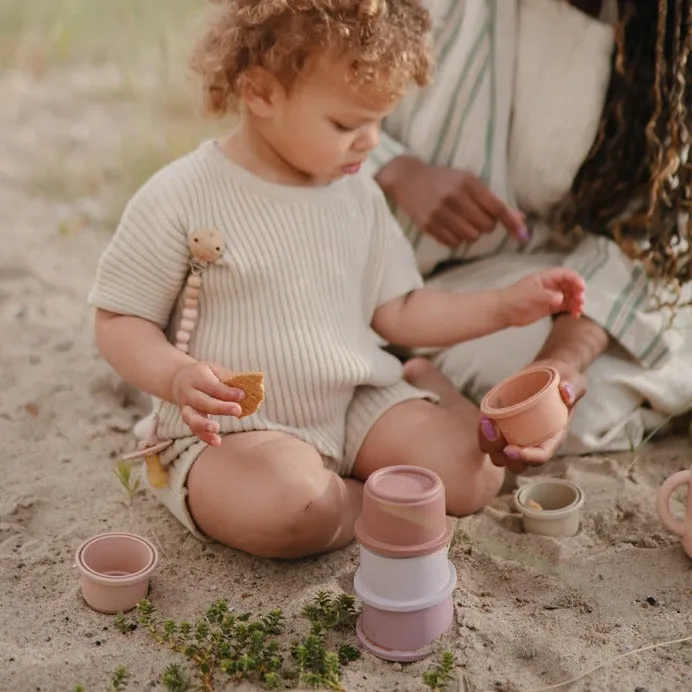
[367,130,411,179]
[533,313,610,372]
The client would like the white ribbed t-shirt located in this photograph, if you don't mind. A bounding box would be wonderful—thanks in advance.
[88,140,423,459]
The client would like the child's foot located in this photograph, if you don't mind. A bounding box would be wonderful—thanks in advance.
[133,412,155,441]
[402,356,434,381]
[403,357,465,409]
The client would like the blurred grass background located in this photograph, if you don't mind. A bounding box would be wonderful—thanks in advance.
[0,0,195,71]
[2,0,225,229]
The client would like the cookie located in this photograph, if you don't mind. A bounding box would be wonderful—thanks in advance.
[223,372,265,418]
[525,499,544,511]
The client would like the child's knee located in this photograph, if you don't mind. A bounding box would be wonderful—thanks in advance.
[249,479,350,559]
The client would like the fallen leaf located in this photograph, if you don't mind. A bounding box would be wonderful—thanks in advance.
[23,403,39,417]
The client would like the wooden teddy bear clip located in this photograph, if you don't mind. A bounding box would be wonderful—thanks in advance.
[121,227,265,489]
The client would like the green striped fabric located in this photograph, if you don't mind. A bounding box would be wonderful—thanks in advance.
[367,0,672,369]
[563,234,671,367]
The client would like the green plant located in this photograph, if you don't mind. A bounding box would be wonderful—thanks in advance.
[423,650,456,691]
[161,663,193,691]
[302,591,358,630]
[108,591,360,691]
[337,644,360,665]
[291,624,342,690]
[113,459,142,504]
[110,666,130,691]
[114,611,137,634]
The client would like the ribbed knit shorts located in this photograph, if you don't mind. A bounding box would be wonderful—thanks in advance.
[147,379,437,539]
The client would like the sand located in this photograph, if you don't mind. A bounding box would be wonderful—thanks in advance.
[1,67,691,692]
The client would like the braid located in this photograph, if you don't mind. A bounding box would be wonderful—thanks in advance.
[558,0,692,303]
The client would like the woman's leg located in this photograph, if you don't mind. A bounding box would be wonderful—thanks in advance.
[352,363,505,516]
[187,431,363,559]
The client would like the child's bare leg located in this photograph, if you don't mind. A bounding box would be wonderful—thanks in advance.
[404,358,519,493]
[352,360,504,516]
[187,431,363,559]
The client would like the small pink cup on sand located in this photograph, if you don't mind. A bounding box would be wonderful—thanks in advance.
[480,365,569,447]
[75,532,159,614]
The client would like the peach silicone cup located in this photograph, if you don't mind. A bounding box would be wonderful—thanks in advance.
[354,465,452,558]
[656,469,692,558]
[75,532,159,614]
[354,544,452,607]
[515,479,585,537]
[480,366,569,447]
[356,595,455,662]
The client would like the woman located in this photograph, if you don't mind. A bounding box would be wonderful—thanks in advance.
[370,0,692,473]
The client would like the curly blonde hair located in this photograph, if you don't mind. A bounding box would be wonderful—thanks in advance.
[190,0,433,115]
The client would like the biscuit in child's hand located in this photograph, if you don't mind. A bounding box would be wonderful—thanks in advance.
[223,372,265,417]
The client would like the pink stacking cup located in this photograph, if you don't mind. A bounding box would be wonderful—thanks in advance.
[355,562,457,662]
[354,465,453,558]
[75,532,159,614]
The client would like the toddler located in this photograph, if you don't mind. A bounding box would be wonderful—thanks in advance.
[89,0,585,559]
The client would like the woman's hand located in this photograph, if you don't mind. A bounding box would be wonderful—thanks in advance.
[376,156,528,247]
[171,362,246,446]
[477,359,587,473]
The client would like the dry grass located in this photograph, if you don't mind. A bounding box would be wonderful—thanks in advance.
[0,0,197,74]
[2,0,225,229]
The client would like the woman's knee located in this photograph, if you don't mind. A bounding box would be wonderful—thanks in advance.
[442,452,505,517]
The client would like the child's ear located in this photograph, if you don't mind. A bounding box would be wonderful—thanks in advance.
[241,67,282,118]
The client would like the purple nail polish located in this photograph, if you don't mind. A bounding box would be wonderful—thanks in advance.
[518,227,530,242]
[505,448,521,460]
[563,382,575,403]
[481,417,498,441]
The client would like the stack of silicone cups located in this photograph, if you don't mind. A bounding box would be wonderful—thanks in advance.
[353,466,456,662]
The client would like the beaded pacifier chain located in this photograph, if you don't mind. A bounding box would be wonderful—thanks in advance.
[121,227,225,489]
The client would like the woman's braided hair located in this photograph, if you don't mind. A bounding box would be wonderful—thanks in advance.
[190,0,432,114]
[561,0,691,301]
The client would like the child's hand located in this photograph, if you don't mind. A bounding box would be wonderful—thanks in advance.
[502,268,585,327]
[171,362,246,446]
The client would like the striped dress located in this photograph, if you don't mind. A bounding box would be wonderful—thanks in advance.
[366,0,692,452]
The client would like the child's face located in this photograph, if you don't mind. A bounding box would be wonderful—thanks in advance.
[254,55,400,183]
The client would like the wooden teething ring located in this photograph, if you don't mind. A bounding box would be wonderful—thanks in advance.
[123,228,225,488]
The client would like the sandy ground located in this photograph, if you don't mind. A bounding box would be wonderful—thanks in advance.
[1,68,691,692]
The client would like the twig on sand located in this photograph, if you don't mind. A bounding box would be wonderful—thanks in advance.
[533,635,692,691]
